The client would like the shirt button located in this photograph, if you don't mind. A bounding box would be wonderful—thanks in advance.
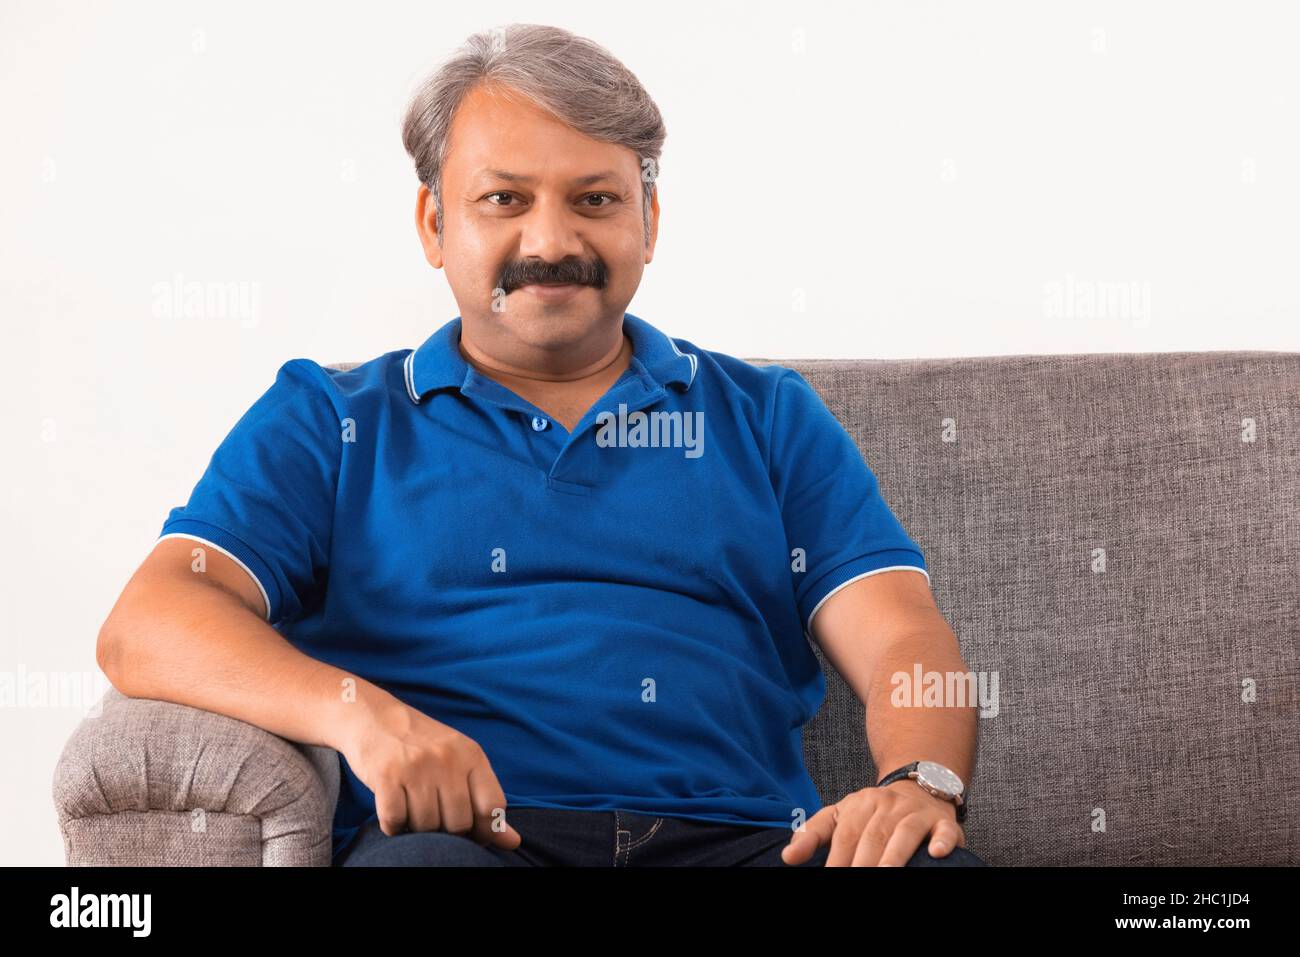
[531,415,549,432]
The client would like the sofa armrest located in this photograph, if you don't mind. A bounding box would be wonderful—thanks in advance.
[53,686,339,866]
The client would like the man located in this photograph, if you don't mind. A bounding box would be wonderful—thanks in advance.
[98,23,984,867]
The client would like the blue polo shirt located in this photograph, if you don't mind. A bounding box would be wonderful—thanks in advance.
[157,312,928,862]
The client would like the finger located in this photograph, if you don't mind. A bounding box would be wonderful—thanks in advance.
[468,764,522,849]
[827,803,875,867]
[869,816,931,867]
[405,779,442,833]
[374,780,409,837]
[400,763,443,833]
[780,805,837,865]
[928,820,965,858]
[437,779,476,837]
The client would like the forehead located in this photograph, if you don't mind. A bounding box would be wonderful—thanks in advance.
[444,83,637,185]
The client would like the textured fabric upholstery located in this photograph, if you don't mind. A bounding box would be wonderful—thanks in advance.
[53,686,338,865]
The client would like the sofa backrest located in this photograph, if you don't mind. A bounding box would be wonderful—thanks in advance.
[757,350,1299,866]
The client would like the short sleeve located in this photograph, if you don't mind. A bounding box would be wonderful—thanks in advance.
[768,369,929,636]
[157,358,343,626]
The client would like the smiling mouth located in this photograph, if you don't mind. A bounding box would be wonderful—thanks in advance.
[516,281,591,301]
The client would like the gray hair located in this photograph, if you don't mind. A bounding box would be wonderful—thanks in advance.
[401,23,666,247]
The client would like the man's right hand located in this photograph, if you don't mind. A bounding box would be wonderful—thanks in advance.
[339,694,523,849]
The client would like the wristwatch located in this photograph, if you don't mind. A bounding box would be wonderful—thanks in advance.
[876,760,968,823]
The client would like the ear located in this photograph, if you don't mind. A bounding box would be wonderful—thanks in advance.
[415,183,444,269]
[644,184,660,264]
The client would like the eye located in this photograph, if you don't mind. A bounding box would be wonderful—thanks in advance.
[583,193,617,207]
[485,191,519,206]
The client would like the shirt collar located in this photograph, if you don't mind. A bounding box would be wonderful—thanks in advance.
[404,312,698,405]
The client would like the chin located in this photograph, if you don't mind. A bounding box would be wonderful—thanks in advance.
[504,298,606,346]
[509,299,605,335]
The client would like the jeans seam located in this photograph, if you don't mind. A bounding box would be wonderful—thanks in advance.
[625,817,664,850]
[614,810,627,866]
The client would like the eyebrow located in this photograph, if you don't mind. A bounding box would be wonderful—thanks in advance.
[476,168,625,188]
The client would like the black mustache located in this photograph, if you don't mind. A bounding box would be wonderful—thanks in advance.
[500,258,607,293]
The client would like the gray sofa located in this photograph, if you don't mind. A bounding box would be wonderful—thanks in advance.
[55,350,1300,866]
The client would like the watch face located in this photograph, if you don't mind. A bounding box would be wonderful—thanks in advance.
[916,760,963,797]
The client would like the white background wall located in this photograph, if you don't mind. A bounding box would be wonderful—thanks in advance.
[2,0,1296,865]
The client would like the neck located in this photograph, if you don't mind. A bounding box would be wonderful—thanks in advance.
[458,323,632,388]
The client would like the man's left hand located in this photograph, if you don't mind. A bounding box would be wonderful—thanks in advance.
[781,779,966,866]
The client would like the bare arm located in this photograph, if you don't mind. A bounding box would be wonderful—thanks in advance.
[96,536,380,754]
[780,569,977,866]
[96,537,522,845]
[810,569,977,787]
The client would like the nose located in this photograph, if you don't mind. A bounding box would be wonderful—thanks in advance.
[516,193,587,264]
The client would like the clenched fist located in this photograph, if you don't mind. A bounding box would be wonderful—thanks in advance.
[339,694,523,850]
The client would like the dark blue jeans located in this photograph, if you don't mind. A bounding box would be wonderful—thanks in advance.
[336,807,988,866]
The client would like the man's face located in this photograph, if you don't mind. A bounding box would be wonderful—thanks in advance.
[416,83,659,355]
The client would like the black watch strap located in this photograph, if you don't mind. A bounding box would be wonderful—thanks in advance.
[876,761,919,787]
